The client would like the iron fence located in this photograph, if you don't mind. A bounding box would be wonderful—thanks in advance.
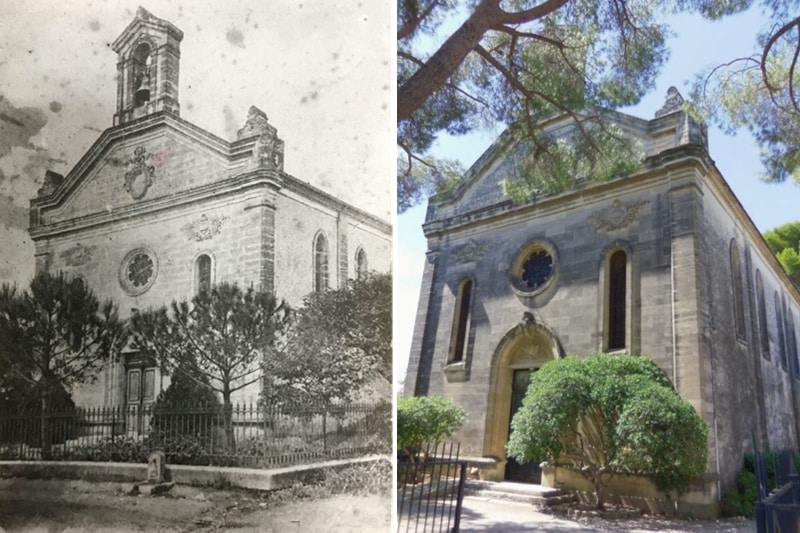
[397,442,466,533]
[0,400,390,468]
[755,450,800,532]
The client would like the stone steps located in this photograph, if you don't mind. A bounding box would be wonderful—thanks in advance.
[464,480,576,508]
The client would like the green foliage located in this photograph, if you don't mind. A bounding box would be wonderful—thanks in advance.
[506,354,708,508]
[398,155,465,213]
[763,221,800,289]
[501,124,644,203]
[396,0,756,211]
[719,449,800,518]
[691,11,800,188]
[266,273,391,405]
[721,469,757,518]
[396,395,466,449]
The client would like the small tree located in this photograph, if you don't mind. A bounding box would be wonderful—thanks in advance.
[507,354,708,509]
[150,371,221,436]
[763,221,800,290]
[131,283,290,449]
[397,395,466,458]
[266,273,392,406]
[0,272,126,457]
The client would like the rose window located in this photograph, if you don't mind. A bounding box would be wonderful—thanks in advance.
[127,253,154,287]
[521,250,553,290]
[119,247,158,295]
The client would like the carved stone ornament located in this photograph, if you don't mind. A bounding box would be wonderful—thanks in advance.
[237,106,270,139]
[37,170,64,197]
[655,86,685,118]
[588,199,649,232]
[124,146,156,199]
[60,244,95,267]
[450,239,489,264]
[181,214,229,242]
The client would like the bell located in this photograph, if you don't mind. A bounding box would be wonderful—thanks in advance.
[134,73,151,105]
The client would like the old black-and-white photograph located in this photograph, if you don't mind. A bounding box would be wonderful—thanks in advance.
[0,3,392,530]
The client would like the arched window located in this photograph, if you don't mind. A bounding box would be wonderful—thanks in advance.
[195,254,212,294]
[356,248,368,280]
[788,310,799,378]
[776,293,788,370]
[730,242,746,340]
[607,250,627,351]
[314,233,329,292]
[449,278,473,363]
[756,271,769,359]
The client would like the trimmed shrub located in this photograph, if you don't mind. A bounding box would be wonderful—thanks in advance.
[397,396,466,455]
[507,354,708,509]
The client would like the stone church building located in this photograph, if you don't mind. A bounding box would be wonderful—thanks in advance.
[28,8,390,409]
[404,89,800,515]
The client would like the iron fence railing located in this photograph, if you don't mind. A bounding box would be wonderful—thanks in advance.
[0,400,390,468]
[397,442,466,533]
[755,450,800,532]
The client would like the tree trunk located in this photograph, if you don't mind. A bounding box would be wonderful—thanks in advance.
[397,0,499,122]
[222,389,235,452]
[40,383,51,460]
[593,473,604,510]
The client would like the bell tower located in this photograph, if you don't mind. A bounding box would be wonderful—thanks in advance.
[111,7,183,126]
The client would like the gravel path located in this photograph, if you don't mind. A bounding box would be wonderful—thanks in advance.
[458,496,753,532]
[0,478,389,532]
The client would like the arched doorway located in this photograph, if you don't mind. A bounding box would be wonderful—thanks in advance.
[484,316,563,483]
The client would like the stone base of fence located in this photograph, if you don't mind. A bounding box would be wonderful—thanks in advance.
[0,455,384,492]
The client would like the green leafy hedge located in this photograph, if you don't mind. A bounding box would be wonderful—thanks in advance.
[396,395,466,452]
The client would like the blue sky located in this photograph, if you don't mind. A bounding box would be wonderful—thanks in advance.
[394,7,800,387]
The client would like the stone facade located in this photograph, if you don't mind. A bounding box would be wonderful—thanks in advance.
[29,8,390,408]
[404,88,800,516]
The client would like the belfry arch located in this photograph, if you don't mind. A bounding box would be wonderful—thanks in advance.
[483,315,564,481]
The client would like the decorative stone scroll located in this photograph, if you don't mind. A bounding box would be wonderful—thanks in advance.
[61,244,95,267]
[181,214,229,242]
[588,199,649,232]
[450,238,489,264]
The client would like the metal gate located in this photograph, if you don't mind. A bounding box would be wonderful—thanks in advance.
[397,442,467,533]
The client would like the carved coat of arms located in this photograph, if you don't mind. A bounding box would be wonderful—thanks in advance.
[124,146,155,199]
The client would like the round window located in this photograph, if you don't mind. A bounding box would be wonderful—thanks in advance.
[119,247,158,295]
[521,250,553,290]
[509,239,558,302]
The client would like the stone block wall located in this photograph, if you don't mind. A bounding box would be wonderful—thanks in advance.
[47,132,237,224]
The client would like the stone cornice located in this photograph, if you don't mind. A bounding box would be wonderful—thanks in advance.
[703,162,800,306]
[30,111,389,240]
[423,145,712,239]
[30,170,281,241]
[30,112,243,215]
[281,175,391,234]
[427,108,679,216]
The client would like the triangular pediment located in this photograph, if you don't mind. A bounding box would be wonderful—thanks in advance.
[111,6,183,53]
[30,113,255,229]
[427,106,697,222]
